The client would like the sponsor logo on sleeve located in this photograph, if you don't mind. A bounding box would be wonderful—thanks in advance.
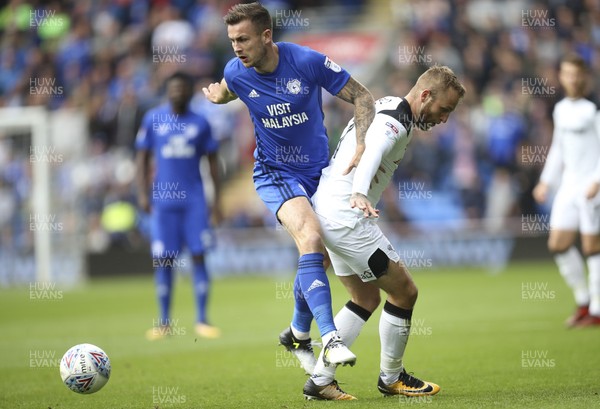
[385,122,399,134]
[324,56,342,73]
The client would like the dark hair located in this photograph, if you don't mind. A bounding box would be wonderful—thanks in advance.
[167,71,195,88]
[561,54,588,71]
[224,2,272,34]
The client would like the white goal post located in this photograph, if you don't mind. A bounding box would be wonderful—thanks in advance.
[0,106,87,286]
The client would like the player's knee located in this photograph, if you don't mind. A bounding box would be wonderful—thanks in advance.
[548,233,585,254]
[387,270,418,307]
[352,292,381,313]
[547,236,568,254]
[406,281,418,307]
[581,238,600,256]
[548,242,569,254]
[582,248,600,258]
[366,293,382,312]
[300,230,324,253]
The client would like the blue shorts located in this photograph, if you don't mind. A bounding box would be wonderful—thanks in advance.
[150,204,213,258]
[253,162,321,217]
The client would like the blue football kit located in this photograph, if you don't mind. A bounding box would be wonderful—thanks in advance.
[224,42,350,215]
[136,104,217,255]
[136,103,218,325]
[224,42,352,338]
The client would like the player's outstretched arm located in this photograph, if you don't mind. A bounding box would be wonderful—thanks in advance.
[202,78,238,104]
[335,77,375,174]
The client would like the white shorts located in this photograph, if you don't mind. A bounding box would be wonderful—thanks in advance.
[318,214,399,282]
[550,183,600,234]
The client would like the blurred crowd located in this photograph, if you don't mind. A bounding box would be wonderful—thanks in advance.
[372,0,600,231]
[0,0,598,254]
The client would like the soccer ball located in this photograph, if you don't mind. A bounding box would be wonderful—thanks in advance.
[59,343,111,394]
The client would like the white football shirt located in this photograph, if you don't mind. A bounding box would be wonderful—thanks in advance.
[312,96,414,228]
[540,97,600,188]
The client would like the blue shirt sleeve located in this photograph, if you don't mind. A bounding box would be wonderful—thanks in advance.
[135,111,154,151]
[299,46,351,96]
[223,58,239,97]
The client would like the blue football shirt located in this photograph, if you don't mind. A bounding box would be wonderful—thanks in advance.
[224,42,350,174]
[135,104,218,208]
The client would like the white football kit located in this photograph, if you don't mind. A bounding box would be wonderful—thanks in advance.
[312,96,414,281]
[540,97,600,234]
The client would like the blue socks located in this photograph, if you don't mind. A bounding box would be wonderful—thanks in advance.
[193,260,210,324]
[154,264,173,326]
[292,273,313,333]
[292,253,336,337]
[154,257,211,326]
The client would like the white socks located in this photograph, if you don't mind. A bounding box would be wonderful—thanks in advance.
[379,303,411,385]
[312,302,371,386]
[321,330,336,348]
[586,254,600,315]
[291,325,310,341]
[311,300,413,387]
[554,247,589,306]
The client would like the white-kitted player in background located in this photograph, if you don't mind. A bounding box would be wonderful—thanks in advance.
[533,54,600,328]
[301,65,465,400]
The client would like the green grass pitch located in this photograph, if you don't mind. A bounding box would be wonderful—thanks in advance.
[1,261,599,408]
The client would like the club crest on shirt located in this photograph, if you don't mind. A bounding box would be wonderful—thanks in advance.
[184,124,198,138]
[324,56,341,73]
[286,79,302,94]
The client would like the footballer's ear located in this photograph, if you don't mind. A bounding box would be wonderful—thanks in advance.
[420,89,431,102]
[262,28,272,44]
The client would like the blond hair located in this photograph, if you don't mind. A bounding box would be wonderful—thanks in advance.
[416,65,465,99]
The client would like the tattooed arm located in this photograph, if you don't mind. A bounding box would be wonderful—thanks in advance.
[336,77,375,174]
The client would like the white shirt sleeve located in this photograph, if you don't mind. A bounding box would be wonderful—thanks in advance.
[539,112,563,186]
[351,115,403,195]
[592,111,600,182]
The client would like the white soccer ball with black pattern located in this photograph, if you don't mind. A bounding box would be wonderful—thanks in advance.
[59,343,111,394]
